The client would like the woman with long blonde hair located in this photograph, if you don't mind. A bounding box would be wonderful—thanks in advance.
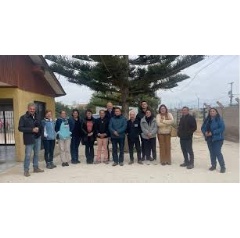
[156,104,174,165]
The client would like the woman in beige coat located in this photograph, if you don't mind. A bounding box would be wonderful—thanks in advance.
[156,104,174,165]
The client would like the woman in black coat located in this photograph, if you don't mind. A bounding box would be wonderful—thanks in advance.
[81,109,97,164]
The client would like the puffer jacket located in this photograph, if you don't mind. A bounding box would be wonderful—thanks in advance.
[201,116,225,142]
[140,116,157,139]
[109,115,127,139]
[156,113,174,134]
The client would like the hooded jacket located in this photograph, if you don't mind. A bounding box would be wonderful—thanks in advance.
[140,116,157,139]
[201,116,225,142]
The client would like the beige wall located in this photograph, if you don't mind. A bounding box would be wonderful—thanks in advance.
[215,106,239,142]
[0,88,55,161]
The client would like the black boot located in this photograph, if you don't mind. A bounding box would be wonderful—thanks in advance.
[209,166,216,171]
[180,162,188,167]
[220,167,226,173]
[187,164,194,169]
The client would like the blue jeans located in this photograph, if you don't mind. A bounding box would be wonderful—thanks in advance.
[42,139,55,165]
[207,139,225,168]
[111,137,125,163]
[24,137,41,172]
[70,136,81,162]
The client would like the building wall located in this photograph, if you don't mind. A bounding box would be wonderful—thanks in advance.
[0,88,55,162]
[215,106,239,142]
[0,56,56,97]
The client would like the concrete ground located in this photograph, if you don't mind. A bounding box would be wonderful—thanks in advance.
[0,135,239,183]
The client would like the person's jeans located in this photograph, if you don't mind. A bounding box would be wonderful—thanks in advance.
[140,135,146,160]
[42,139,55,165]
[111,137,125,163]
[207,139,225,168]
[96,138,108,161]
[143,137,156,160]
[85,141,94,163]
[128,137,141,161]
[180,138,194,165]
[24,137,41,172]
[70,136,81,162]
[59,138,71,163]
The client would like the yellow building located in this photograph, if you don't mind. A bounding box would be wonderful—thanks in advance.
[0,55,66,162]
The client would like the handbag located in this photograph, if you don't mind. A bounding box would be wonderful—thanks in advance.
[170,125,177,137]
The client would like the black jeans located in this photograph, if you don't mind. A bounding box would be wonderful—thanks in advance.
[85,141,94,163]
[180,138,194,165]
[70,136,81,162]
[143,137,156,160]
[128,137,141,161]
[42,140,55,165]
[111,137,125,163]
[140,135,146,160]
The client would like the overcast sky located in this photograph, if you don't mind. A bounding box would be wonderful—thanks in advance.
[55,55,239,108]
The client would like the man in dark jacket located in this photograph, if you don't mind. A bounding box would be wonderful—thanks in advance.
[109,107,127,166]
[18,103,44,177]
[126,111,142,164]
[105,102,115,161]
[105,102,115,121]
[178,107,197,169]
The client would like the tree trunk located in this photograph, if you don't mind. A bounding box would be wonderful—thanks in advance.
[121,55,130,152]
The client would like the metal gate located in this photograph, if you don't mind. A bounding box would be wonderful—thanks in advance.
[0,100,15,145]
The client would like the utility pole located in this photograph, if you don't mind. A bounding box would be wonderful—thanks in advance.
[228,82,234,106]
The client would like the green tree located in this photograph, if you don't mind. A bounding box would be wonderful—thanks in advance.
[87,91,161,114]
[55,101,72,118]
[46,55,204,116]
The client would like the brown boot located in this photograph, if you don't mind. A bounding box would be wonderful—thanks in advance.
[24,171,30,177]
[33,167,44,173]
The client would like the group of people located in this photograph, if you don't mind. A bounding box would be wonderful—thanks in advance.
[18,101,226,177]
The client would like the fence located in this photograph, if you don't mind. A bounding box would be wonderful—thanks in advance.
[170,105,239,143]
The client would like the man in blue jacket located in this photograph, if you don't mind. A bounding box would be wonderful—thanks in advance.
[109,107,127,166]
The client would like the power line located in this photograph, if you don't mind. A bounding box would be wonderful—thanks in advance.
[173,55,223,92]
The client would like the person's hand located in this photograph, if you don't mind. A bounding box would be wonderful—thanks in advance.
[208,132,212,136]
[205,132,209,136]
[33,127,39,133]
[114,131,119,136]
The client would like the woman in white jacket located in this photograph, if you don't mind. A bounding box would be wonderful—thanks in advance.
[156,105,174,165]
